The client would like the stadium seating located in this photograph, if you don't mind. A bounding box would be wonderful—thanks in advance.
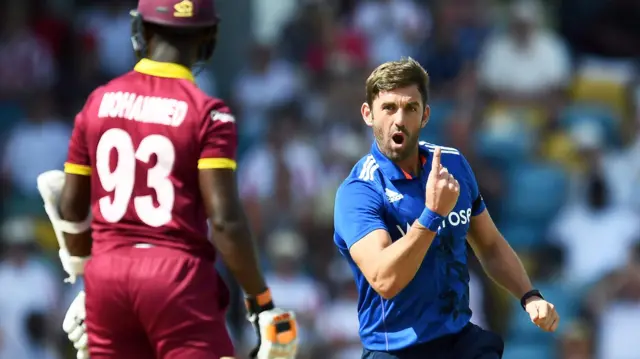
[571,64,631,120]
[237,132,254,159]
[474,112,537,167]
[501,163,569,224]
[498,223,545,250]
[559,103,621,148]
[419,100,455,144]
[2,193,45,218]
[0,101,25,134]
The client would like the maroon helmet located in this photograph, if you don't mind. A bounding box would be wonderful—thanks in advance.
[131,0,219,28]
[130,0,219,62]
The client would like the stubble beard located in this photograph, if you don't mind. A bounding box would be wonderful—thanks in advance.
[373,126,419,162]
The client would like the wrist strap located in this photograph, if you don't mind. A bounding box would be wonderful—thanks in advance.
[245,288,274,315]
[520,289,544,310]
[418,208,445,232]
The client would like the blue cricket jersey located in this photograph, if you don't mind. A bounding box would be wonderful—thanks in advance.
[333,141,486,351]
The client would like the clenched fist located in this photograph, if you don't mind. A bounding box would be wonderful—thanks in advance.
[525,297,560,332]
[425,147,460,216]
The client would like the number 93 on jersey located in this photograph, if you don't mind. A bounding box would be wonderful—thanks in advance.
[96,128,175,227]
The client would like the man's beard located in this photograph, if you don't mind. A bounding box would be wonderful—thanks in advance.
[373,126,419,162]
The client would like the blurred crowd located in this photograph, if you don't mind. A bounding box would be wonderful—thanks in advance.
[1,0,640,358]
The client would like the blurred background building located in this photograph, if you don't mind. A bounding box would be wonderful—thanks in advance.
[0,0,639,358]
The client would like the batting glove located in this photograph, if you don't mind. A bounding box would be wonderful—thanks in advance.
[246,289,298,359]
[63,291,89,359]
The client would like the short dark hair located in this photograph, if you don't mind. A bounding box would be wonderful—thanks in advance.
[365,57,430,107]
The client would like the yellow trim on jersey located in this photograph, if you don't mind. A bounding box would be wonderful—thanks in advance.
[198,158,237,170]
[64,162,92,176]
[134,58,195,83]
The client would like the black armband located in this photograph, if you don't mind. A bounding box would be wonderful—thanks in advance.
[245,288,275,315]
[520,289,544,311]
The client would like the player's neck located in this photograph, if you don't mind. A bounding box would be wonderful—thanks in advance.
[148,45,193,69]
[396,151,420,176]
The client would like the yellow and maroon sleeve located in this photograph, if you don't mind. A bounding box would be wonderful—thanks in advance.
[198,103,238,170]
[64,111,91,176]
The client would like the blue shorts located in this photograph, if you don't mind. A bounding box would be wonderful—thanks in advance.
[362,323,504,359]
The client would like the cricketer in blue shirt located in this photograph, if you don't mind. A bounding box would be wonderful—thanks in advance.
[333,58,560,359]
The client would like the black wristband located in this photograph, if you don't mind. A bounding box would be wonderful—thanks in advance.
[520,289,544,311]
[245,288,275,315]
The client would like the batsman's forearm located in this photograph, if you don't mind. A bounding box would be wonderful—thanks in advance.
[374,222,436,299]
[59,205,93,257]
[476,240,533,299]
[210,220,268,297]
[59,188,93,257]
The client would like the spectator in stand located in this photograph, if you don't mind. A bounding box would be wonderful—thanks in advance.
[478,0,570,107]
[2,92,70,198]
[0,1,56,98]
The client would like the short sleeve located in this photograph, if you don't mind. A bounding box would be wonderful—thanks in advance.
[65,111,91,176]
[198,101,238,170]
[334,180,388,249]
[460,155,486,216]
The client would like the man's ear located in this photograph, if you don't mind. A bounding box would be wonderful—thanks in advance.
[421,104,430,129]
[361,102,373,127]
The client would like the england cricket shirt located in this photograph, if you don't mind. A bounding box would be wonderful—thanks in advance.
[333,141,486,351]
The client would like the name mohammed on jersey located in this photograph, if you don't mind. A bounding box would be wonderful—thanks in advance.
[98,91,188,127]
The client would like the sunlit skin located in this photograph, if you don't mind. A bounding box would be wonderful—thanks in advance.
[361,85,431,176]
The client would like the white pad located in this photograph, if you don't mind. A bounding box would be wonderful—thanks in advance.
[37,170,91,283]
[59,248,90,282]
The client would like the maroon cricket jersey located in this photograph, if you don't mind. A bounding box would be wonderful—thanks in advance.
[65,59,237,260]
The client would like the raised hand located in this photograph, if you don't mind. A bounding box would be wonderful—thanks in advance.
[425,147,460,216]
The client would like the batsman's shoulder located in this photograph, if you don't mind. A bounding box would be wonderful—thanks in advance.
[200,96,235,125]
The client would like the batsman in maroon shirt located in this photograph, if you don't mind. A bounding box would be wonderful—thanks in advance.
[35,1,298,358]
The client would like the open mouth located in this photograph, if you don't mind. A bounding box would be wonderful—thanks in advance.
[392,133,405,145]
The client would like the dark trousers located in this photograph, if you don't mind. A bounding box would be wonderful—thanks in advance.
[362,323,504,359]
